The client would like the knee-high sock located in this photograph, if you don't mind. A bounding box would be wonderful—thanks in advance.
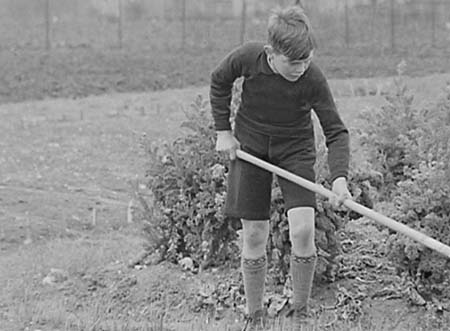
[290,254,317,311]
[242,255,267,315]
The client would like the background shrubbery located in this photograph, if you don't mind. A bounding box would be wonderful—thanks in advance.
[357,73,450,297]
[144,95,237,270]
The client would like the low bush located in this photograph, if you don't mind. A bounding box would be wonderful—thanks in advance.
[357,70,450,298]
[143,95,236,270]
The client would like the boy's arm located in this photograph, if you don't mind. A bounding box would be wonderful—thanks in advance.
[310,72,350,183]
[209,47,245,131]
[311,75,352,207]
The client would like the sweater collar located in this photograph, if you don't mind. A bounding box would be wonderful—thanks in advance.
[259,51,276,75]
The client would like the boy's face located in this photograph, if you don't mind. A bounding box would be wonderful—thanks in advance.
[265,46,314,82]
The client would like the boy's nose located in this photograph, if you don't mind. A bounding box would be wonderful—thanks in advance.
[295,63,306,72]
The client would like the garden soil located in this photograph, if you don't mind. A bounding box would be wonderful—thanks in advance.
[1,74,450,330]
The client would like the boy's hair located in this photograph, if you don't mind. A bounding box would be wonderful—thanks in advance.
[267,5,316,61]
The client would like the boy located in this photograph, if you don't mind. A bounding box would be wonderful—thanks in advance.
[209,5,351,330]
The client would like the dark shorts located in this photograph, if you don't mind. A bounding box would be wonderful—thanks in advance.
[225,123,317,220]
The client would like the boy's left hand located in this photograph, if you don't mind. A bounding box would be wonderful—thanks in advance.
[330,177,352,209]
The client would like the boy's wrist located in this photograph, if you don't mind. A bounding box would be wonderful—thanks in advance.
[332,177,348,190]
[332,177,346,184]
[216,130,232,137]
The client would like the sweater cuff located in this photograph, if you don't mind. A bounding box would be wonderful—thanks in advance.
[330,171,348,183]
[214,121,232,131]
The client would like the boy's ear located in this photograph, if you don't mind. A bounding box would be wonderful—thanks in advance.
[264,45,274,55]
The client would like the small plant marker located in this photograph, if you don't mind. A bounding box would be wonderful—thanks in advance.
[24,213,32,245]
[92,207,97,227]
[127,199,134,224]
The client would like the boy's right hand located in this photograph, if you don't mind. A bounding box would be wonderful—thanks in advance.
[215,130,240,160]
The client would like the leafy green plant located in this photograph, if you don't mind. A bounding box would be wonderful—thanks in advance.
[144,95,240,269]
[357,78,423,197]
[357,72,450,298]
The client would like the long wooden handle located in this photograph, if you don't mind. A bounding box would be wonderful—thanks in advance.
[236,149,450,259]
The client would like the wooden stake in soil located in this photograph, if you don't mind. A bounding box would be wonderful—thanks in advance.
[236,150,450,259]
[127,199,134,224]
[92,207,97,227]
[24,213,33,245]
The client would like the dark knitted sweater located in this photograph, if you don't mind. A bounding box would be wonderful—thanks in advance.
[209,42,349,181]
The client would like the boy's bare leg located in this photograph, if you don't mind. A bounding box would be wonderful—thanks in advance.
[288,207,317,327]
[241,220,270,323]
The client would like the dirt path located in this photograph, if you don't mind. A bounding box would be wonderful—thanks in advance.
[1,74,449,252]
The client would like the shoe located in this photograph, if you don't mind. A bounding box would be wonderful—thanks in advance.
[292,306,315,331]
[241,310,265,331]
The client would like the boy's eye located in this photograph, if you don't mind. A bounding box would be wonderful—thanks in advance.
[289,59,310,66]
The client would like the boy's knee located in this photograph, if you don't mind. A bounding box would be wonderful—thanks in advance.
[287,207,316,254]
[241,220,269,253]
[288,207,315,233]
